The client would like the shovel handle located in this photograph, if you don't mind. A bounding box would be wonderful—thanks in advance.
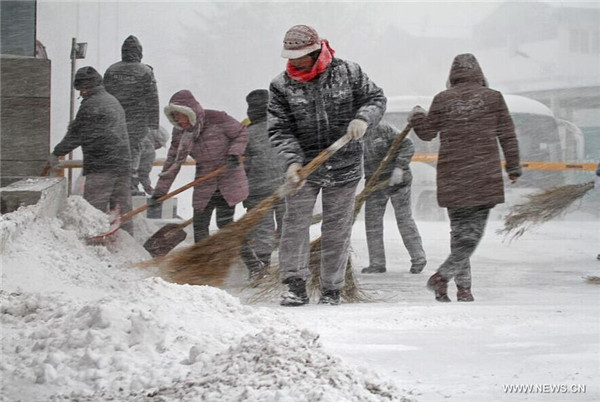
[118,165,227,223]
[170,217,194,234]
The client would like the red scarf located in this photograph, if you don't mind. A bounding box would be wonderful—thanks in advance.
[286,40,335,82]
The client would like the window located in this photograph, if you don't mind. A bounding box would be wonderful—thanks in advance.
[570,29,579,52]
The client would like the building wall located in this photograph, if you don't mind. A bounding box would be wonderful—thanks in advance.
[0,57,52,187]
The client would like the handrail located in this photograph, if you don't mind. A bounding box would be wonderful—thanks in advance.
[54,157,598,172]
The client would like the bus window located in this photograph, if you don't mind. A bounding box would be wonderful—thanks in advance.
[510,113,565,188]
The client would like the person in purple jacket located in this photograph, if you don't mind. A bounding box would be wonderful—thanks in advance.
[151,90,249,242]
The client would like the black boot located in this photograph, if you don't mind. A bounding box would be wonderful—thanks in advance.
[426,272,451,302]
[248,258,269,282]
[410,260,427,274]
[280,277,309,306]
[361,265,386,274]
[456,286,474,302]
[318,289,341,305]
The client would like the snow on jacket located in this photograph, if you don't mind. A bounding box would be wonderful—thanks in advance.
[244,118,284,207]
[53,86,131,175]
[103,36,160,145]
[410,53,521,208]
[155,90,249,211]
[363,121,415,185]
[268,57,387,187]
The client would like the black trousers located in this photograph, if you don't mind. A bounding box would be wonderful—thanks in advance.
[437,204,493,288]
[192,191,235,243]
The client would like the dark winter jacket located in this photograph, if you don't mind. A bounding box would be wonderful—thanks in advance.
[363,122,415,189]
[268,57,386,187]
[53,86,131,175]
[410,53,521,208]
[155,90,249,211]
[244,119,284,208]
[103,36,159,146]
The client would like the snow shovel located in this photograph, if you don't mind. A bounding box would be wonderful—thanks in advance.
[143,217,193,257]
[90,165,227,241]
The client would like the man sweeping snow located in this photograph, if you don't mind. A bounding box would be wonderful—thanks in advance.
[268,24,386,306]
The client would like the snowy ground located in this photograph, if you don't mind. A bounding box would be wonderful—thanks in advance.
[1,195,598,401]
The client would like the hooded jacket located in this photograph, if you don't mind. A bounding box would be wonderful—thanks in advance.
[410,53,521,208]
[103,35,160,146]
[268,57,386,187]
[53,77,131,175]
[154,90,249,211]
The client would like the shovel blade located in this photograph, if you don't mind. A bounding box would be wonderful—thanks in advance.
[143,223,188,258]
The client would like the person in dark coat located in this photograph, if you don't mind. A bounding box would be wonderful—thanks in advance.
[269,25,387,306]
[104,35,160,195]
[361,122,427,275]
[408,53,521,303]
[136,126,169,195]
[240,89,285,280]
[50,66,133,234]
[152,90,248,243]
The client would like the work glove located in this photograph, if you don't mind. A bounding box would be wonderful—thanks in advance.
[407,105,426,124]
[388,167,405,186]
[226,155,240,169]
[284,162,305,192]
[148,193,163,208]
[158,166,178,180]
[387,168,412,194]
[143,185,154,196]
[346,119,369,140]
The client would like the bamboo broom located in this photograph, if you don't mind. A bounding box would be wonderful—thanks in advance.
[144,133,354,287]
[249,124,412,303]
[499,181,595,240]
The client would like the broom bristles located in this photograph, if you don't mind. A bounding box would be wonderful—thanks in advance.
[248,125,412,303]
[246,237,374,304]
[141,194,280,286]
[500,181,594,239]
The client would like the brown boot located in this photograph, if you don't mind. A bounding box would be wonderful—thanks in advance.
[457,286,474,302]
[426,272,450,302]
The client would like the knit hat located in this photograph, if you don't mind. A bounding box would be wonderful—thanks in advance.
[246,89,269,108]
[246,89,269,124]
[73,66,103,90]
[281,25,322,59]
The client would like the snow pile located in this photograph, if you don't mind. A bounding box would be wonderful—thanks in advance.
[1,196,151,296]
[79,327,404,402]
[0,196,406,401]
[1,280,285,399]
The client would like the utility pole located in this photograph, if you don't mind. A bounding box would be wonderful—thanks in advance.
[68,38,87,195]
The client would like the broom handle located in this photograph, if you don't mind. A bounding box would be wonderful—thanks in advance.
[298,132,354,180]
[174,217,194,231]
[355,124,412,210]
[162,217,195,239]
[118,165,227,223]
